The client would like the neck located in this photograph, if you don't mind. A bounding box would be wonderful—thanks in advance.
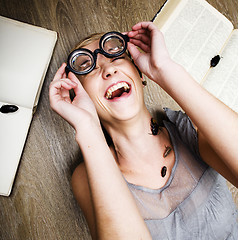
[102,109,163,169]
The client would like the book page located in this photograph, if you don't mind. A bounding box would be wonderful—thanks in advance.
[0,102,32,196]
[0,16,57,109]
[203,30,238,113]
[153,0,233,83]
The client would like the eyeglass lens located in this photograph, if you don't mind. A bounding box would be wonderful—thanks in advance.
[72,53,93,73]
[102,37,124,54]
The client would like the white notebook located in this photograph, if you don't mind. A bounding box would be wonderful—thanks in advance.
[0,16,57,196]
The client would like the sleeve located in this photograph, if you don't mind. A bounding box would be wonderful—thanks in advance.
[163,108,200,157]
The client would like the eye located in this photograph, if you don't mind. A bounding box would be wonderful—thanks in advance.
[79,60,91,69]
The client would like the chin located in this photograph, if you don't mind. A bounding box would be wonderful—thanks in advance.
[100,102,144,124]
[114,108,140,122]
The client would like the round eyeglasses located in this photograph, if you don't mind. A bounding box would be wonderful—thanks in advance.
[66,31,129,75]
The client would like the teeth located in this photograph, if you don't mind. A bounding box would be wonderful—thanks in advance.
[105,82,130,99]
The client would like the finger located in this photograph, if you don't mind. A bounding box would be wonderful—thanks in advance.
[50,82,73,106]
[129,39,151,53]
[129,33,150,46]
[68,72,88,97]
[132,21,158,32]
[61,82,71,100]
[68,71,80,84]
[61,73,78,99]
[131,22,167,55]
[127,29,147,38]
[49,78,77,98]
[127,42,142,61]
[53,63,67,82]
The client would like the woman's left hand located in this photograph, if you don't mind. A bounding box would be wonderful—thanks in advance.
[127,21,172,82]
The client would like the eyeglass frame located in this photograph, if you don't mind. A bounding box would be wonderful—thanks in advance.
[65,31,129,75]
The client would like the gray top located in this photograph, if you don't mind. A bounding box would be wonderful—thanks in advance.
[125,108,238,239]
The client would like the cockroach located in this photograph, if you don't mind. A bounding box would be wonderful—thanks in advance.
[0,105,19,114]
[210,55,221,67]
[150,118,159,135]
[163,146,172,158]
[161,166,167,178]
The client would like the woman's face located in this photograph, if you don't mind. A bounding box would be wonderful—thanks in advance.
[78,40,145,123]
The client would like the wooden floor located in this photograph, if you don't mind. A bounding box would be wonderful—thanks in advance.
[0,0,237,239]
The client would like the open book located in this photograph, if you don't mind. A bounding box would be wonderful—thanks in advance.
[153,0,238,113]
[0,16,57,196]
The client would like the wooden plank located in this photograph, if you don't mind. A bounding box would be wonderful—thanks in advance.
[0,0,237,239]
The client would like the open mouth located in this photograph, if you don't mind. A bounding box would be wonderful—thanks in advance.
[105,81,131,100]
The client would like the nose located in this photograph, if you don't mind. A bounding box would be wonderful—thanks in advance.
[97,54,118,79]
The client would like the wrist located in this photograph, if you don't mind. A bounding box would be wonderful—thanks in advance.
[75,119,105,146]
[152,59,183,88]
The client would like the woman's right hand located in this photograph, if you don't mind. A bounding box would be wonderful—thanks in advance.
[49,63,100,132]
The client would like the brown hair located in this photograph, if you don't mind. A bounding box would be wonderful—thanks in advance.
[72,32,105,51]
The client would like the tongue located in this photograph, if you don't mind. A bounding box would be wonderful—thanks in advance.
[111,87,129,99]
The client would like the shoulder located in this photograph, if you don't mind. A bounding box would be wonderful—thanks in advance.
[72,162,87,185]
[164,109,238,186]
[71,162,91,212]
[71,162,96,239]
[163,108,199,155]
[72,162,89,199]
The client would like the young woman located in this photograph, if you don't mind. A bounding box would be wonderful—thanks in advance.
[49,22,238,239]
